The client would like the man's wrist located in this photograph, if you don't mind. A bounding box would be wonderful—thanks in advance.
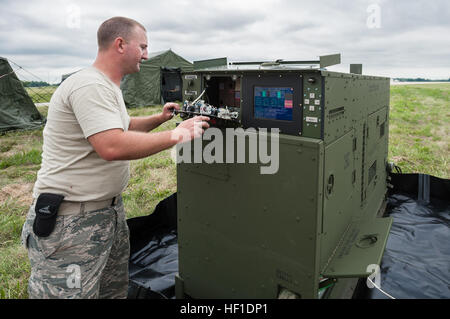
[158,111,172,124]
[155,112,163,123]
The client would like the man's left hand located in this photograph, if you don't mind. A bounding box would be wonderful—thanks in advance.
[161,102,180,122]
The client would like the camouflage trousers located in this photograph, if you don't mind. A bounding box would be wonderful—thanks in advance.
[21,196,130,299]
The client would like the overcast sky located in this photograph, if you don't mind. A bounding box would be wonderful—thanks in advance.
[1,0,449,83]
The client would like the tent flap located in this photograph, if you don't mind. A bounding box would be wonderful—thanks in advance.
[120,50,193,108]
[0,57,45,132]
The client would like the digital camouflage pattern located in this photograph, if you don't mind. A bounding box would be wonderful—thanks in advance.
[21,198,129,299]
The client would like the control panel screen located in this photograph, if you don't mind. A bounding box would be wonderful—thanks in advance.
[254,87,294,121]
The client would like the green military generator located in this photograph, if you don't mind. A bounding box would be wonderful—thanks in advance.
[175,54,393,299]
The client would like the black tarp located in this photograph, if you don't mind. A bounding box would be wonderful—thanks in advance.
[127,193,178,299]
[127,174,450,299]
[354,173,450,299]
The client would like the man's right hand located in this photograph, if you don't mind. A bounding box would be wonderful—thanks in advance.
[172,116,210,143]
[87,116,210,161]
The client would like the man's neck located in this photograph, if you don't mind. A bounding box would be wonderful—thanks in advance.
[92,54,123,87]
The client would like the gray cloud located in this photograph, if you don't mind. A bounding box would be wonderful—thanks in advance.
[0,0,449,82]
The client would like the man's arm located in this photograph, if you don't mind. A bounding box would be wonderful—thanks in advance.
[88,115,210,161]
[128,102,179,132]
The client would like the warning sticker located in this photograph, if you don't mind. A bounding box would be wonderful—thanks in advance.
[284,99,293,108]
[306,116,318,123]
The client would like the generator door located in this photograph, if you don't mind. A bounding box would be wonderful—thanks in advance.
[161,67,182,102]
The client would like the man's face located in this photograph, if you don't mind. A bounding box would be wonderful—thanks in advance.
[123,26,148,74]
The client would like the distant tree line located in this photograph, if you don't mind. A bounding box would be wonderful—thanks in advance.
[394,78,450,82]
[22,81,52,87]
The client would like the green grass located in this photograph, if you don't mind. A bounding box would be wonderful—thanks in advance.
[36,105,49,118]
[0,85,449,299]
[0,149,42,169]
[0,200,28,246]
[389,84,449,178]
[0,243,30,299]
[124,149,177,218]
[0,199,30,299]
[0,130,43,188]
[25,86,57,104]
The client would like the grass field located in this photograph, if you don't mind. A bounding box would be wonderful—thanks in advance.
[389,83,449,177]
[25,86,57,104]
[0,83,449,298]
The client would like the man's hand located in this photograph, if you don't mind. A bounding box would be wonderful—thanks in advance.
[129,102,180,132]
[88,116,210,161]
[160,102,180,122]
[172,116,210,143]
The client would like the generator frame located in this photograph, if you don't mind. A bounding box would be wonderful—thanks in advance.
[175,55,393,299]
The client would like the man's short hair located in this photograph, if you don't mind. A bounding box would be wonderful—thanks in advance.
[97,17,146,50]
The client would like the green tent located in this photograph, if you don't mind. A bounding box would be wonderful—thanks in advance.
[0,57,45,132]
[60,70,80,83]
[120,49,193,107]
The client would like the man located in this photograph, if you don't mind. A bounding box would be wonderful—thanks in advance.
[20,16,209,299]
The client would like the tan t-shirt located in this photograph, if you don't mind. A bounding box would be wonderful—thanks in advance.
[33,67,131,201]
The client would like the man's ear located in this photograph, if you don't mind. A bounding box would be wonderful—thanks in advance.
[114,37,126,54]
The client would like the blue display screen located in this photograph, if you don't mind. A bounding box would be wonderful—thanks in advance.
[254,87,294,121]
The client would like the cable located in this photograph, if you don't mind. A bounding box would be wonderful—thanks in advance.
[192,89,206,104]
[318,283,335,291]
[0,67,50,103]
[367,277,396,299]
[8,59,47,82]
[0,69,18,80]
[5,59,55,103]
